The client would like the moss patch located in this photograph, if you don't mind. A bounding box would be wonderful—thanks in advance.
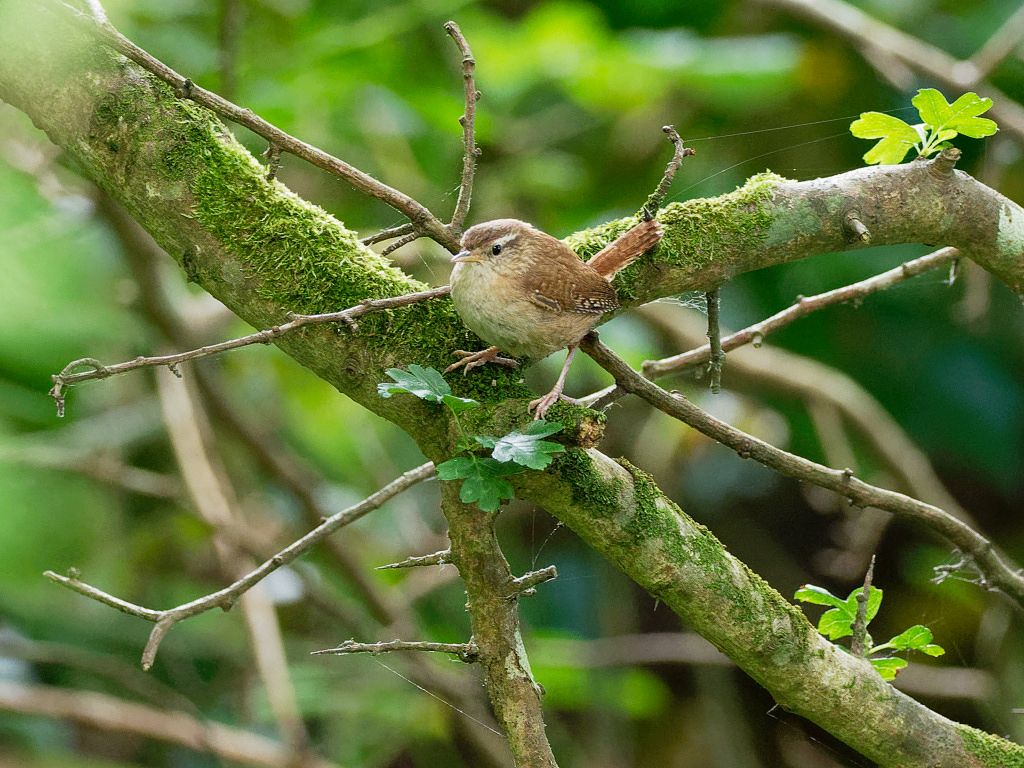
[958,724,1024,765]
[564,172,786,303]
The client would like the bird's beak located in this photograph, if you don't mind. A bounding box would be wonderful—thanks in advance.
[450,250,481,263]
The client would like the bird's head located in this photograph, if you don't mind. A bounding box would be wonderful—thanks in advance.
[450,219,538,268]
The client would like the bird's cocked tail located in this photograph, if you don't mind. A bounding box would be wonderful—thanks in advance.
[585,218,663,280]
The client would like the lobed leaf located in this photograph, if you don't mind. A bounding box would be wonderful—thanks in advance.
[436,455,523,511]
[483,420,565,470]
[377,364,452,403]
[870,657,908,681]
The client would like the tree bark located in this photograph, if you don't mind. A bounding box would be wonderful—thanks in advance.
[2,3,1022,766]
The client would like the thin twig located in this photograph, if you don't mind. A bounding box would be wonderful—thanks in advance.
[704,287,724,393]
[313,639,479,663]
[579,333,1024,609]
[850,555,876,657]
[507,566,558,597]
[641,125,694,220]
[380,231,421,257]
[444,21,479,233]
[361,222,415,246]
[49,285,451,415]
[44,462,435,669]
[377,549,451,570]
[61,0,455,249]
[642,248,958,379]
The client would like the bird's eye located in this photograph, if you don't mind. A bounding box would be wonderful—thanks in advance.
[491,243,503,256]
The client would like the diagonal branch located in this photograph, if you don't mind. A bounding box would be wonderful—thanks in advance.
[48,285,451,416]
[45,461,434,669]
[644,247,959,377]
[62,0,457,249]
[579,333,1024,608]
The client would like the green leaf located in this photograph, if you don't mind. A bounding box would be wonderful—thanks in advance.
[435,456,522,511]
[870,657,908,681]
[850,112,920,165]
[794,584,847,610]
[442,393,479,413]
[377,364,451,403]
[484,420,565,470]
[818,607,854,640]
[920,644,946,657]
[844,585,883,624]
[886,624,940,652]
[913,88,998,138]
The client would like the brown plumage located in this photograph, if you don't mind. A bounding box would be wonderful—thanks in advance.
[447,217,662,417]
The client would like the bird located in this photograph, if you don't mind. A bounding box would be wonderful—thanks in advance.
[445,217,663,418]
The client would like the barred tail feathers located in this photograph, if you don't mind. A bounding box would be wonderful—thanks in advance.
[585,218,663,280]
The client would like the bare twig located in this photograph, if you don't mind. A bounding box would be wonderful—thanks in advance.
[642,248,958,378]
[313,639,479,663]
[380,231,421,257]
[61,0,456,249]
[0,680,340,768]
[850,555,876,657]
[579,333,1024,608]
[49,285,451,415]
[361,222,415,246]
[641,125,694,220]
[704,287,724,393]
[44,461,435,670]
[507,566,558,597]
[377,548,451,570]
[444,21,479,233]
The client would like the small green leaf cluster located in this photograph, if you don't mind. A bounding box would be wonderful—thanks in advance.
[794,583,944,680]
[378,365,565,511]
[850,88,998,165]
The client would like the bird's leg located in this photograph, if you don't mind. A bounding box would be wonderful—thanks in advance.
[529,346,578,420]
[444,346,520,375]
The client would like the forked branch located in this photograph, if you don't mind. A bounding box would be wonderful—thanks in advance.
[45,462,435,669]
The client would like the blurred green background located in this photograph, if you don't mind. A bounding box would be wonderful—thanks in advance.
[1,0,1022,766]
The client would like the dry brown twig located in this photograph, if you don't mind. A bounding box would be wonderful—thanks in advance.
[579,333,1024,609]
[44,461,435,670]
[48,285,451,416]
[313,639,480,663]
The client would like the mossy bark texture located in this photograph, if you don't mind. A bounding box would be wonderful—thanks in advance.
[2,4,1023,768]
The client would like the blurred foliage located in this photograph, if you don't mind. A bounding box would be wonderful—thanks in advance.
[1,0,1023,766]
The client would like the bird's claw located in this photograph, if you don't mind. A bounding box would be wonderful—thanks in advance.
[528,393,576,420]
[444,348,519,375]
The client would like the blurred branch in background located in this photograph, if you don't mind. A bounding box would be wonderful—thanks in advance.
[758,0,1024,140]
[0,680,341,768]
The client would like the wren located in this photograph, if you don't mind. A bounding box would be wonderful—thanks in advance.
[446,218,662,418]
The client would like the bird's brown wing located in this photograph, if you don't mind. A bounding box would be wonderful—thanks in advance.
[529,266,619,316]
[586,218,662,279]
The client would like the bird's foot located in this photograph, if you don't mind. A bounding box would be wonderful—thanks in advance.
[444,346,520,375]
[528,391,577,420]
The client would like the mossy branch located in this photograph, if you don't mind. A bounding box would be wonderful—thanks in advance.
[514,450,1024,768]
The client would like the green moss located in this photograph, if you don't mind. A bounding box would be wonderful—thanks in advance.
[958,724,1024,765]
[565,172,786,303]
[551,448,625,519]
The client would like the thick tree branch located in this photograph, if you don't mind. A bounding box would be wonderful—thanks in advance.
[440,485,558,768]
[513,450,1024,767]
[61,0,456,249]
[579,333,1024,608]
